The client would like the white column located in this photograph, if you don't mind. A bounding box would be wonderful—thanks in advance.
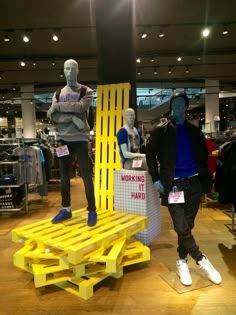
[21,85,36,138]
[205,80,220,134]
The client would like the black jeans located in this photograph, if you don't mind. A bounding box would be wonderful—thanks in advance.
[167,175,203,262]
[58,141,96,211]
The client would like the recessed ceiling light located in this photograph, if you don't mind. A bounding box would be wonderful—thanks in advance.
[202,27,210,37]
[222,27,229,35]
[141,31,147,39]
[52,34,59,41]
[23,34,30,42]
[158,29,164,38]
[3,33,10,42]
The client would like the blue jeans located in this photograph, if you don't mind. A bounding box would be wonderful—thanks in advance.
[167,175,203,262]
[58,141,96,211]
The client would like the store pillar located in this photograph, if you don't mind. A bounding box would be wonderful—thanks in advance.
[95,0,137,111]
[21,85,36,138]
[205,80,220,135]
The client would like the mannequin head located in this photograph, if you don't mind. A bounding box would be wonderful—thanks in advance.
[64,59,79,87]
[124,108,135,129]
[170,93,189,124]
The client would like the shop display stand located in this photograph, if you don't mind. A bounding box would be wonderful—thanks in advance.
[114,169,161,245]
[0,138,28,213]
[12,83,152,300]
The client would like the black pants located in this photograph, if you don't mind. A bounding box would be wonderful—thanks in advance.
[167,175,203,262]
[58,141,96,211]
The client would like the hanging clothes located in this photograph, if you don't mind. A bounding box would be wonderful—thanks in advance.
[205,138,217,176]
[215,139,236,204]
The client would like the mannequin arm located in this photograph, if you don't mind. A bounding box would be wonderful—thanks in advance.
[120,143,145,159]
[53,90,93,113]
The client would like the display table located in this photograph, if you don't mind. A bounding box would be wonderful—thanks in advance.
[114,169,161,245]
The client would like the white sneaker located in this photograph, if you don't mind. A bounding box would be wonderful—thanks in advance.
[176,258,192,286]
[198,256,222,284]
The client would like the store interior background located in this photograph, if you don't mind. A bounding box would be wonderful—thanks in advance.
[1,2,236,314]
[0,0,236,139]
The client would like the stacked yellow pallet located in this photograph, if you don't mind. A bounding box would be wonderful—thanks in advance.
[12,208,150,299]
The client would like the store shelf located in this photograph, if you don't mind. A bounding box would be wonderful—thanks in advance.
[0,138,28,213]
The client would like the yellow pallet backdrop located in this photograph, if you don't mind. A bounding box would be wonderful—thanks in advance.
[94,83,130,211]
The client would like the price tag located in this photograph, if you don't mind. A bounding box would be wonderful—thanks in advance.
[56,145,70,157]
[132,159,143,168]
[168,191,185,204]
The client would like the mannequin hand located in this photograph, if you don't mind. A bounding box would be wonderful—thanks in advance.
[47,106,55,120]
[153,180,164,194]
[72,116,85,130]
[136,153,145,158]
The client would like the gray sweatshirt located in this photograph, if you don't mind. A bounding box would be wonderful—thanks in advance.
[48,84,93,142]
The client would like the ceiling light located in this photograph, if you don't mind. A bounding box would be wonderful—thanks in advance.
[3,33,10,42]
[158,29,164,38]
[185,66,189,74]
[137,69,141,76]
[20,61,26,67]
[52,61,56,66]
[168,67,172,74]
[136,58,141,63]
[154,68,158,75]
[23,33,30,42]
[177,56,182,62]
[150,57,155,63]
[52,33,59,41]
[60,70,63,77]
[32,62,37,66]
[222,26,229,35]
[141,30,147,39]
[202,27,210,37]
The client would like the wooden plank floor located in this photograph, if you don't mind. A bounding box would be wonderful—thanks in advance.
[0,178,236,315]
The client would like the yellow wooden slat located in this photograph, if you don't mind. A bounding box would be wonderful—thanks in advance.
[94,83,130,211]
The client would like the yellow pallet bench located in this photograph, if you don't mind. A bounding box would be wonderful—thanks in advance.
[12,210,147,265]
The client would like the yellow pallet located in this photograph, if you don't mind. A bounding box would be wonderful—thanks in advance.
[55,267,124,300]
[33,261,111,289]
[12,83,151,300]
[121,239,150,267]
[12,209,147,266]
[94,83,130,211]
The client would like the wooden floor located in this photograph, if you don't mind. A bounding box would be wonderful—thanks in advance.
[0,178,236,315]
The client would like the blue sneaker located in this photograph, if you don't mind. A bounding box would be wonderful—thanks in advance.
[87,211,97,227]
[51,209,72,224]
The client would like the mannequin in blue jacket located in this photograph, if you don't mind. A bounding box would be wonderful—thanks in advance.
[146,92,221,286]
